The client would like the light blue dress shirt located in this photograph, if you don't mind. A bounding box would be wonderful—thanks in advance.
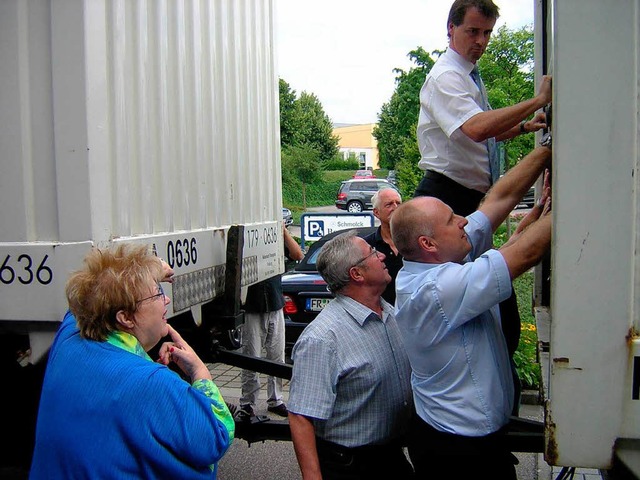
[395,211,514,437]
[289,295,413,447]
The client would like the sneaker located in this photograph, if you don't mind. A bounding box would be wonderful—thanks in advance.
[234,404,254,421]
[267,403,289,417]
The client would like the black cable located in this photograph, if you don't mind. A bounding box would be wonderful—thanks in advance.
[554,466,576,480]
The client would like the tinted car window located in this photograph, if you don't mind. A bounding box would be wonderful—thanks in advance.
[351,181,377,192]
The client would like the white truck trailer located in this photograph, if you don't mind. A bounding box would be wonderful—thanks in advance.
[535,0,640,477]
[0,0,283,472]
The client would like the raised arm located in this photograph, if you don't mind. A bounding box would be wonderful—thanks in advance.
[461,75,551,142]
[284,225,304,261]
[499,212,551,279]
[479,146,551,231]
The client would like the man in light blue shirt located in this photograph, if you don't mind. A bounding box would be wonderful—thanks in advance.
[391,145,552,479]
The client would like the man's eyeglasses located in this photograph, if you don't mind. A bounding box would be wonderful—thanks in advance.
[136,283,165,305]
[350,247,379,269]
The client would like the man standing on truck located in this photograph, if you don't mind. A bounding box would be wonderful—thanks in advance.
[237,225,303,419]
[391,145,552,479]
[288,231,414,479]
[415,0,551,211]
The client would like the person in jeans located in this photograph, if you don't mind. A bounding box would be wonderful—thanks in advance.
[238,225,303,418]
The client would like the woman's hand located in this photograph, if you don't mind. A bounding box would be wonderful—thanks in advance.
[157,325,212,382]
[160,259,175,283]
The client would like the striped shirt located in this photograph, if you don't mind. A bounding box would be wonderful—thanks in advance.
[288,295,413,447]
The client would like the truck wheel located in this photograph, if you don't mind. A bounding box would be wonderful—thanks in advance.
[347,201,363,213]
[220,326,243,350]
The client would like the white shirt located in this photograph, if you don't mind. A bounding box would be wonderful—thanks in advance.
[416,47,492,193]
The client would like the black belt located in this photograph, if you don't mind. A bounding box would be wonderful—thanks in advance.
[315,436,405,456]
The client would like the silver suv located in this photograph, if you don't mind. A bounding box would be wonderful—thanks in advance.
[335,179,397,212]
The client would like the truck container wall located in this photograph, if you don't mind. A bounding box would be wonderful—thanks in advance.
[0,0,283,361]
[535,0,640,474]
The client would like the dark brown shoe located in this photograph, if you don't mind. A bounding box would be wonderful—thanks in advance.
[267,403,288,417]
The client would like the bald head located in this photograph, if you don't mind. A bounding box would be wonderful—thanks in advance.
[391,197,441,260]
[392,197,473,264]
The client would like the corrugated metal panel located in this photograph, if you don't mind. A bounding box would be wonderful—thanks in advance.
[0,0,282,322]
[1,0,280,243]
[540,0,640,471]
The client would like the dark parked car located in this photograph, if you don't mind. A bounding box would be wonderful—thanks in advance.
[282,226,376,360]
[282,207,293,226]
[335,179,398,213]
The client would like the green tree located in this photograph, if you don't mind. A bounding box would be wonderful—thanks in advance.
[281,144,323,210]
[374,47,438,195]
[279,79,297,148]
[374,47,436,171]
[291,91,339,162]
[478,24,536,168]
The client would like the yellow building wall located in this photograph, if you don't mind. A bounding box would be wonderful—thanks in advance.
[333,123,380,169]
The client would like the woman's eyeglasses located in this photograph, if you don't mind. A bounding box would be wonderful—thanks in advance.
[136,283,165,305]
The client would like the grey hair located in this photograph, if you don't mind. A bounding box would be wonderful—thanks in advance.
[317,230,362,293]
[371,187,398,210]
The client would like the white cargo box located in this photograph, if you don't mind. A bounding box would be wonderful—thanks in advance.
[0,1,283,331]
[535,0,640,474]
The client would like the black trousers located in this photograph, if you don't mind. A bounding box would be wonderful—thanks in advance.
[414,170,485,217]
[408,417,517,480]
[315,437,415,480]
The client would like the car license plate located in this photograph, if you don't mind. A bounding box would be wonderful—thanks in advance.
[306,298,330,312]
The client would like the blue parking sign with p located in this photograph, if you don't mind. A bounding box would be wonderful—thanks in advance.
[308,220,324,237]
[300,213,374,250]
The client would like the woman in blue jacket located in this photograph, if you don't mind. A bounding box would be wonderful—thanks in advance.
[30,243,234,479]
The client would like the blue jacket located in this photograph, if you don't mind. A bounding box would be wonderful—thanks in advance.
[30,312,234,479]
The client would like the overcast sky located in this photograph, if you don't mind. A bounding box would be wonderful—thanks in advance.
[276,0,535,125]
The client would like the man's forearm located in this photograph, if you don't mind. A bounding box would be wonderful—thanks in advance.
[479,146,551,230]
[461,95,547,142]
[289,412,322,480]
[284,227,304,261]
[500,214,552,279]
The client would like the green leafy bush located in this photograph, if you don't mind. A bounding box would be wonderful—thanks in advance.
[512,272,541,389]
[494,218,541,390]
[323,158,360,170]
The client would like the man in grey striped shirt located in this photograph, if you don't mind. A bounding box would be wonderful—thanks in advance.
[288,231,414,479]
